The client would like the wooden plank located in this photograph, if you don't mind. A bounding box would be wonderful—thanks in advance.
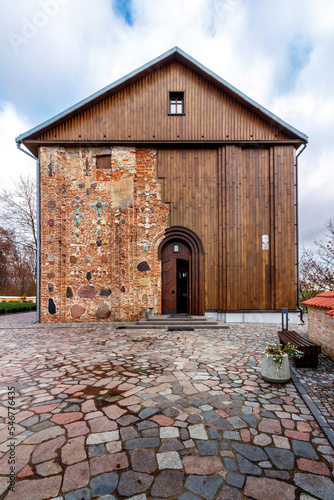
[36,61,293,143]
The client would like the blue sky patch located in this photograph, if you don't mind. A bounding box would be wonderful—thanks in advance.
[113,0,134,26]
[285,40,313,89]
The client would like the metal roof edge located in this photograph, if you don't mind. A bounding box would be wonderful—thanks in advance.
[16,46,308,143]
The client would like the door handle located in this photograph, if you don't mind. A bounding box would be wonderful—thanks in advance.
[171,290,175,294]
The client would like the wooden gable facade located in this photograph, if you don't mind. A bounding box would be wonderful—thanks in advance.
[17,47,307,323]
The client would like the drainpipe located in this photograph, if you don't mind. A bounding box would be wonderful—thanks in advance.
[295,143,307,323]
[16,142,40,324]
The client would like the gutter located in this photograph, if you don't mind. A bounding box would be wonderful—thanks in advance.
[16,142,40,324]
[295,143,307,323]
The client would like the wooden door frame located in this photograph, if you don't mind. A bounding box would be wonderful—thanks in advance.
[158,226,205,316]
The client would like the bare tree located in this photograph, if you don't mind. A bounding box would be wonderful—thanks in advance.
[299,218,334,303]
[0,226,36,296]
[0,174,37,256]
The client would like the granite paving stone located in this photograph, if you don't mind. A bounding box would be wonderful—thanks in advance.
[64,488,91,500]
[158,437,185,451]
[90,451,129,475]
[0,317,333,500]
[178,492,202,500]
[225,472,245,488]
[294,473,334,500]
[124,437,160,449]
[184,474,224,500]
[62,461,90,493]
[117,471,153,497]
[151,470,185,497]
[195,439,218,456]
[236,453,262,475]
[157,451,183,469]
[87,443,106,458]
[106,439,122,453]
[223,457,238,471]
[130,449,158,473]
[264,447,295,469]
[244,477,296,500]
[188,424,208,440]
[232,443,268,461]
[215,485,242,500]
[291,439,319,459]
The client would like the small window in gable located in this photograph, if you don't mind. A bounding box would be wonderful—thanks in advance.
[96,155,111,169]
[169,92,184,114]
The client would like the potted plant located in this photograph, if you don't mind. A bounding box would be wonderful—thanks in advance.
[261,343,304,383]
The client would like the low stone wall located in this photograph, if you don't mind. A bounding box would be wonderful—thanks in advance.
[308,307,334,359]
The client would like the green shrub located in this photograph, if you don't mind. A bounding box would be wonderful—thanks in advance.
[0,302,37,314]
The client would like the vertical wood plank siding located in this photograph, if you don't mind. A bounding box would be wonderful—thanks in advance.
[38,62,289,142]
[158,145,296,311]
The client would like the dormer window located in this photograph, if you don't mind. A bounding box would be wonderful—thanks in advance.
[169,92,184,114]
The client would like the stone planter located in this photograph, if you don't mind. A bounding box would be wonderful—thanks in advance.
[261,353,290,383]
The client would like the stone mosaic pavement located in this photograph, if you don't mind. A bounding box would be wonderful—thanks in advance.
[0,315,333,500]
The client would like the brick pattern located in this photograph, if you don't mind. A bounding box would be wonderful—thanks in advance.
[308,307,334,359]
[39,146,169,322]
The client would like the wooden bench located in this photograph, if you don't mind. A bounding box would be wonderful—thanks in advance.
[278,330,321,368]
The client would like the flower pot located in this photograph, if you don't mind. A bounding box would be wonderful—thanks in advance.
[261,353,290,383]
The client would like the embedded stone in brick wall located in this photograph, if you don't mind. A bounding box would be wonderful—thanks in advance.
[66,287,73,298]
[137,261,150,272]
[96,299,111,319]
[86,272,92,280]
[77,285,98,298]
[48,298,56,314]
[48,283,54,292]
[46,235,55,243]
[48,253,55,262]
[48,219,54,227]
[100,289,111,297]
[47,200,56,209]
[71,304,86,318]
[139,278,150,286]
[70,255,77,264]
[47,272,55,279]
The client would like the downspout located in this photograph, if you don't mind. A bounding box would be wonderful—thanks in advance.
[295,143,307,323]
[16,142,40,324]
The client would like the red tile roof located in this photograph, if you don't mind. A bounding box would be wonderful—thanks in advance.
[303,291,334,316]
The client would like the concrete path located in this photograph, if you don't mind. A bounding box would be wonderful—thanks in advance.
[0,316,333,499]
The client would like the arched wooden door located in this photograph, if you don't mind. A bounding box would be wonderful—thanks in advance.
[161,241,191,314]
[158,227,205,316]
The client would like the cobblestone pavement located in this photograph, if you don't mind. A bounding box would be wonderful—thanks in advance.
[292,324,334,432]
[0,316,333,500]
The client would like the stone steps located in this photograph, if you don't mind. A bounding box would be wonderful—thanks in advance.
[116,315,228,330]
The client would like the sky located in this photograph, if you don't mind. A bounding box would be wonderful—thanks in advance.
[0,0,333,250]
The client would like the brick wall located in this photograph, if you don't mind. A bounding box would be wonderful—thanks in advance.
[39,146,169,322]
[308,307,334,359]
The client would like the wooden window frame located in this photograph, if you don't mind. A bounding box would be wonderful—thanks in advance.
[169,91,185,115]
[96,154,111,169]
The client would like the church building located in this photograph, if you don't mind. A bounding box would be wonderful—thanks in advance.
[16,47,308,323]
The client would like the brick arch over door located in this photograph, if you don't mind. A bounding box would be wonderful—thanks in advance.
[158,226,205,316]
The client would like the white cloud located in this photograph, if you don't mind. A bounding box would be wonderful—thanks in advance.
[0,103,35,190]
